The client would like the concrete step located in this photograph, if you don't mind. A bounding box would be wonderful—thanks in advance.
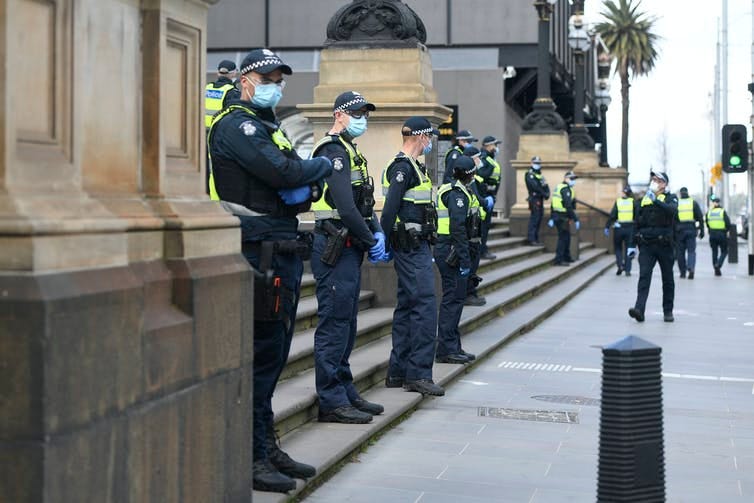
[253,252,613,502]
[483,236,529,253]
[487,226,510,238]
[294,289,375,334]
[300,273,315,298]
[477,243,545,274]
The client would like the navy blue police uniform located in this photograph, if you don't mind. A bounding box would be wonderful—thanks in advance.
[525,157,550,244]
[675,188,704,279]
[550,174,579,265]
[477,136,502,259]
[605,187,639,276]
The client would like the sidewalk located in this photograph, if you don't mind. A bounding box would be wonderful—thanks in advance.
[305,242,754,503]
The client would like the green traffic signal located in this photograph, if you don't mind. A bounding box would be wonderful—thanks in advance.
[730,155,742,166]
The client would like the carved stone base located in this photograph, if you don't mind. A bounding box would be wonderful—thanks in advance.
[569,124,596,151]
[522,99,566,133]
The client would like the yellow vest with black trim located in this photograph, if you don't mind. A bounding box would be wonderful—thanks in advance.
[205,83,235,128]
[707,207,727,230]
[616,196,635,223]
[641,193,666,206]
[310,135,369,220]
[485,156,502,183]
[551,183,574,213]
[381,155,433,204]
[677,198,694,222]
[436,181,481,235]
[206,104,292,201]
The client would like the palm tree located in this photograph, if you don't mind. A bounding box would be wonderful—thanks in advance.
[595,0,659,171]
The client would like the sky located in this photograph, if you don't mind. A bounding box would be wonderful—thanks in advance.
[584,0,753,196]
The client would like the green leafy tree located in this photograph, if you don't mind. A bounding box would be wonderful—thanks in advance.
[595,0,660,171]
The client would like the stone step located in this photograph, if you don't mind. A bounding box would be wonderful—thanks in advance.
[477,243,546,274]
[294,289,375,334]
[487,225,510,238]
[300,273,316,298]
[483,235,529,253]
[253,252,613,502]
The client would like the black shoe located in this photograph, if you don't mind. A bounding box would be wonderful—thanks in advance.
[680,271,686,278]
[624,271,631,277]
[318,405,372,424]
[435,353,470,364]
[628,308,645,322]
[385,375,404,388]
[664,313,674,323]
[460,349,476,361]
[404,379,445,396]
[351,397,384,415]
[464,295,486,306]
[553,262,570,267]
[528,241,543,246]
[714,266,722,276]
[565,258,575,263]
[253,459,296,493]
[616,267,623,275]
[688,271,694,280]
[266,432,316,480]
[481,252,497,260]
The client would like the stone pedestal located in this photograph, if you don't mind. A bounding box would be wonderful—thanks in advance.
[0,1,253,501]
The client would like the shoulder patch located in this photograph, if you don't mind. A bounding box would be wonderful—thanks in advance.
[451,153,459,159]
[239,121,256,136]
[456,198,465,208]
[395,171,405,183]
[333,157,344,171]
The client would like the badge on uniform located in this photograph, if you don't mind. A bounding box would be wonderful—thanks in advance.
[456,199,465,207]
[451,153,458,159]
[396,172,405,183]
[240,121,256,136]
[333,157,344,171]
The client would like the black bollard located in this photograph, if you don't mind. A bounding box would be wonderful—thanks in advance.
[597,335,665,503]
[728,225,738,264]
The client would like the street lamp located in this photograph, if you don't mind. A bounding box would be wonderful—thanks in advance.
[522,0,566,132]
[594,80,612,166]
[567,5,595,150]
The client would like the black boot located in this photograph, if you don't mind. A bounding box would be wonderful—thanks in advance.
[253,459,296,493]
[266,430,316,480]
[351,397,384,415]
[318,405,373,424]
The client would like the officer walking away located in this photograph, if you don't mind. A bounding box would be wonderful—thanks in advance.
[462,145,491,307]
[435,156,483,364]
[310,91,387,424]
[205,59,240,129]
[628,171,678,323]
[706,194,731,276]
[548,171,579,266]
[477,136,503,260]
[676,186,704,279]
[381,117,444,396]
[525,156,550,245]
[207,48,333,493]
[443,129,478,184]
[604,185,637,276]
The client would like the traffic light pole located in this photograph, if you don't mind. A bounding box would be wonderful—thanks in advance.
[749,0,754,275]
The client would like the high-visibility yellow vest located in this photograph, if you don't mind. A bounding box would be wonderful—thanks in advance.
[381,155,433,204]
[551,183,573,213]
[678,198,694,222]
[205,83,235,128]
[206,104,292,201]
[641,193,666,206]
[707,207,727,230]
[486,157,502,183]
[616,197,635,222]
[310,135,369,220]
[436,181,480,235]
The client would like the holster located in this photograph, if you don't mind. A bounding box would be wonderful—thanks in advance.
[445,245,460,267]
[320,220,348,266]
[356,176,376,218]
[467,212,482,239]
[469,274,483,288]
[246,240,298,324]
[390,222,412,252]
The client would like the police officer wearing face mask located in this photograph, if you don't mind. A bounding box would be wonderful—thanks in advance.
[675,186,704,279]
[462,145,489,307]
[525,156,550,245]
[628,171,678,323]
[706,194,731,276]
[309,91,388,425]
[381,117,444,397]
[435,155,482,365]
[443,129,478,184]
[548,171,580,266]
[207,48,333,493]
[477,136,503,260]
[604,185,638,276]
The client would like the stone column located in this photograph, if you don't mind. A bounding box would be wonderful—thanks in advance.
[0,1,253,501]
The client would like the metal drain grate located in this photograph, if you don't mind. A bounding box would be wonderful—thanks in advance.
[477,407,579,424]
[531,395,601,407]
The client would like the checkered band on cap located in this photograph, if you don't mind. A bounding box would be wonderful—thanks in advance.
[335,96,368,112]
[409,127,434,135]
[240,56,284,75]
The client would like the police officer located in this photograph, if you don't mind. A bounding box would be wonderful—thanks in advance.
[462,145,491,307]
[310,91,387,424]
[706,194,731,276]
[435,155,481,364]
[548,171,580,266]
[477,136,503,260]
[207,48,332,493]
[525,156,550,245]
[381,117,444,397]
[443,129,478,184]
[604,185,638,276]
[676,186,705,279]
[628,171,678,323]
[205,59,240,129]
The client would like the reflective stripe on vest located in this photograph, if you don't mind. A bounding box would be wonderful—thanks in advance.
[205,83,235,128]
[551,183,572,213]
[677,198,694,222]
[206,104,292,202]
[616,197,635,222]
[436,181,480,235]
[641,193,666,206]
[381,156,433,203]
[707,207,726,230]
[486,157,501,183]
[310,135,369,220]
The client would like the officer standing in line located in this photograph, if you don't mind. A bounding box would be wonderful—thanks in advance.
[442,129,478,184]
[207,48,332,493]
[675,186,704,279]
[525,156,550,245]
[205,59,240,129]
[628,171,678,323]
[477,136,503,260]
[706,194,731,276]
[548,171,579,266]
[381,117,445,397]
[309,91,388,424]
[604,185,638,276]
[462,145,492,307]
[434,155,482,364]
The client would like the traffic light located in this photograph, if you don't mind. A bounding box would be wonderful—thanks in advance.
[721,124,749,173]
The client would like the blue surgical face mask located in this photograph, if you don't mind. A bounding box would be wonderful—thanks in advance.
[422,139,433,155]
[568,179,576,187]
[252,82,283,109]
[532,163,541,171]
[346,115,368,138]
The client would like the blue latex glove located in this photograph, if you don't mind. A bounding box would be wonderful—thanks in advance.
[646,191,656,202]
[614,221,622,228]
[368,232,386,264]
[460,267,471,277]
[547,219,555,228]
[278,185,311,205]
[575,221,581,231]
[382,250,393,263]
[603,228,610,237]
[484,196,494,212]
[627,247,637,258]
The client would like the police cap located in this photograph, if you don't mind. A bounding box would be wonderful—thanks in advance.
[482,135,501,146]
[453,155,477,177]
[463,145,481,158]
[679,186,689,196]
[401,117,439,136]
[650,170,669,184]
[456,130,478,142]
[531,156,542,163]
[217,60,236,74]
[333,91,376,113]
[564,171,578,180]
[622,185,633,195]
[239,48,292,76]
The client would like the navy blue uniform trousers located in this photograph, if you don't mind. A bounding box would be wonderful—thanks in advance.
[676,225,697,273]
[480,204,493,255]
[634,241,674,315]
[388,241,437,382]
[613,225,634,273]
[527,199,544,242]
[554,215,572,264]
[311,234,363,412]
[709,230,728,268]
[434,240,467,357]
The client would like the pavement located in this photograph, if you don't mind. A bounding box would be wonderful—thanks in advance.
[305,242,754,503]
